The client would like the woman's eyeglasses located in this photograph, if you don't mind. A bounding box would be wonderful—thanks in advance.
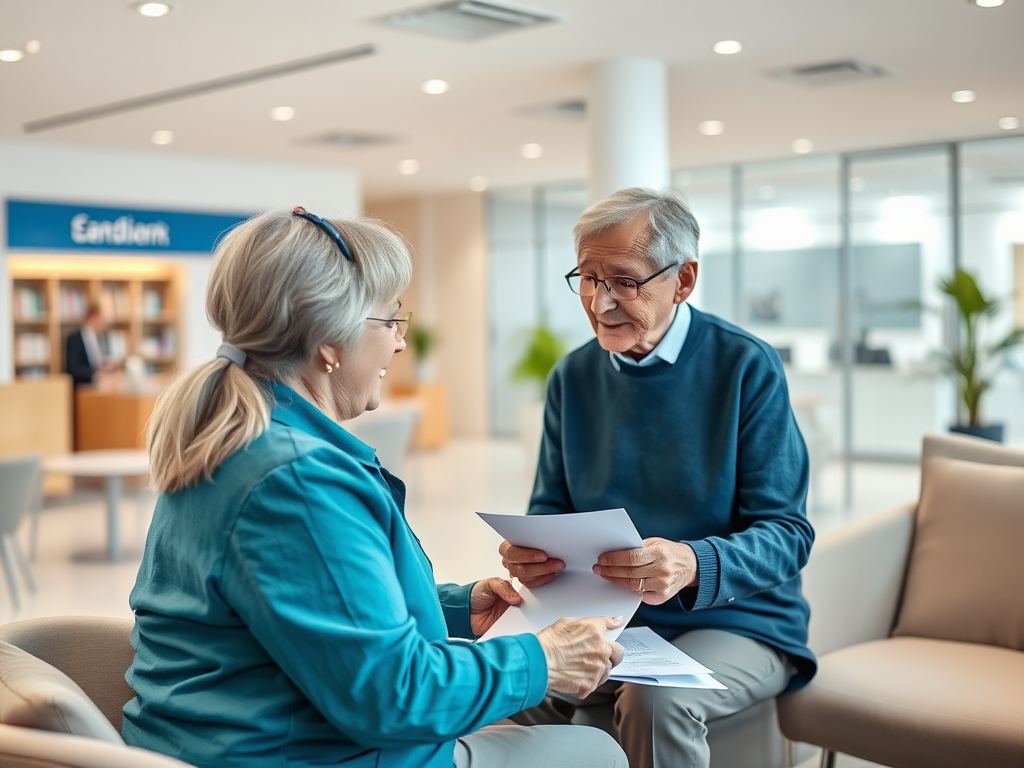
[292,207,355,262]
[365,311,412,339]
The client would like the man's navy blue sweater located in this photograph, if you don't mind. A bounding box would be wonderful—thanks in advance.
[529,306,817,688]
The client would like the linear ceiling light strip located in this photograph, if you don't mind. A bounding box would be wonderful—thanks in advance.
[23,44,375,133]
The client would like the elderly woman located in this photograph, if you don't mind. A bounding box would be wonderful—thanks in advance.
[502,188,817,768]
[123,208,627,768]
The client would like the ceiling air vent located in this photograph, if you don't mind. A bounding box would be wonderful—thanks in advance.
[300,131,403,148]
[518,98,586,120]
[770,59,890,86]
[374,1,562,41]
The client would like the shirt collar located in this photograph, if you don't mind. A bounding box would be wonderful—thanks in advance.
[610,302,692,372]
[267,381,378,468]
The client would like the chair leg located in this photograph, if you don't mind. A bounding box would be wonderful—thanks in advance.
[12,536,36,593]
[30,471,43,562]
[819,749,836,768]
[0,536,21,611]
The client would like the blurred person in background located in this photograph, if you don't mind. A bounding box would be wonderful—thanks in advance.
[124,207,627,768]
[65,304,108,386]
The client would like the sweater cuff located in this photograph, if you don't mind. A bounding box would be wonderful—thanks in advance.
[681,540,719,611]
[436,582,476,640]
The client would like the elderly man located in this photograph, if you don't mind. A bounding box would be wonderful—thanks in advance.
[502,187,816,768]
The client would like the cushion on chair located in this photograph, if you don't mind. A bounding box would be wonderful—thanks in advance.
[777,636,1024,768]
[892,457,1024,650]
[0,642,123,744]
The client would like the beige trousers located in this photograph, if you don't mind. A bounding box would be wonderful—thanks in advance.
[512,628,795,768]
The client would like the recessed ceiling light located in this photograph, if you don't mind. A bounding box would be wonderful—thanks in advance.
[24,40,41,54]
[972,0,1005,7]
[135,2,172,17]
[698,120,725,136]
[999,116,1020,130]
[151,130,173,145]
[792,138,814,154]
[520,143,543,159]
[713,40,742,55]
[421,79,449,95]
[469,176,488,192]
[951,89,976,103]
[398,159,420,175]
[0,49,25,63]
[269,106,295,122]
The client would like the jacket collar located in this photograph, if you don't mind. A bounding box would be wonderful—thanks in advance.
[267,381,378,469]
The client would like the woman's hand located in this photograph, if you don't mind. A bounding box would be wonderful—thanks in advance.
[470,577,523,636]
[536,616,625,699]
[498,540,565,588]
[591,537,699,605]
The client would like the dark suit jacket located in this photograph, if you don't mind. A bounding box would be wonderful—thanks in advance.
[65,330,98,386]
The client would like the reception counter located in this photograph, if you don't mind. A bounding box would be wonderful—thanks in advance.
[0,375,73,494]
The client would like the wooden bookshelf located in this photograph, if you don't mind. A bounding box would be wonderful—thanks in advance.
[9,257,183,380]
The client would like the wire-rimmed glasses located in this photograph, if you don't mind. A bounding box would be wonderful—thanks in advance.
[564,262,679,301]
[365,311,412,339]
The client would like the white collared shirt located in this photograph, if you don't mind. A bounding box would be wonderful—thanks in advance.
[610,302,691,372]
[82,326,104,370]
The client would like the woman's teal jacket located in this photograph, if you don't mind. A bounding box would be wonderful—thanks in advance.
[123,383,547,767]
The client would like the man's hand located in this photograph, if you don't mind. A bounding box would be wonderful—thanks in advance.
[592,537,699,605]
[469,577,522,636]
[498,540,565,588]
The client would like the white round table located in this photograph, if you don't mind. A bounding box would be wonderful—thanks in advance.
[42,450,150,562]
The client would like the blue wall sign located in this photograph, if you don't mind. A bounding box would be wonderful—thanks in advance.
[5,199,252,255]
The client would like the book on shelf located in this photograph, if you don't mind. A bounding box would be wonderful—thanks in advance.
[16,332,51,363]
[99,284,131,321]
[14,286,46,321]
[103,329,129,360]
[142,288,164,319]
[59,285,88,321]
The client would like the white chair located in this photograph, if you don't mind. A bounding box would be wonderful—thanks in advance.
[0,454,41,610]
[346,408,419,475]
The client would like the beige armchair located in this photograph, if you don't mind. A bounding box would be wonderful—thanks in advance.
[0,616,194,768]
[778,433,1024,768]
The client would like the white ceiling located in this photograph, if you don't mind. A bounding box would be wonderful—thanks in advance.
[1,0,1022,202]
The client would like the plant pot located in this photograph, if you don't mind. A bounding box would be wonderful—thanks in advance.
[949,423,1004,443]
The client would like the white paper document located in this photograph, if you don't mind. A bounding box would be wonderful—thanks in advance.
[476,508,644,642]
[610,627,726,689]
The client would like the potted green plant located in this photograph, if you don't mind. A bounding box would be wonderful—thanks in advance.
[409,324,439,382]
[938,268,1023,442]
[511,325,566,398]
[511,325,567,464]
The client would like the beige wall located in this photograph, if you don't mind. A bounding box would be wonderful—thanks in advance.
[366,193,489,438]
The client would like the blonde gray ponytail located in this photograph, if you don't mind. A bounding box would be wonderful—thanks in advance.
[147,209,412,494]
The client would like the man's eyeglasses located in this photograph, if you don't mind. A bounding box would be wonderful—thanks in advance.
[564,262,679,302]
[366,311,412,339]
[292,207,355,262]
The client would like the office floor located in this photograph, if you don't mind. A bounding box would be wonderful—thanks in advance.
[1,439,915,767]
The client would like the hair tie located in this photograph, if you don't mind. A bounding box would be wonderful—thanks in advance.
[216,343,247,367]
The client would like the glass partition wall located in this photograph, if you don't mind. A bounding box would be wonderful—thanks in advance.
[487,133,1024,506]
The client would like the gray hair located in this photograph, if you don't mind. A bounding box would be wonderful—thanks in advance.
[148,208,412,493]
[573,187,700,268]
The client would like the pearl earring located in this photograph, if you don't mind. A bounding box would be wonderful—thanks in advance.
[325,362,333,374]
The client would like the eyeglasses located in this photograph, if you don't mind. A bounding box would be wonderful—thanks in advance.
[564,262,679,302]
[365,311,412,339]
[292,206,355,262]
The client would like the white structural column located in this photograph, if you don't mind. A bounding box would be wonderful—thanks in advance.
[588,58,670,203]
